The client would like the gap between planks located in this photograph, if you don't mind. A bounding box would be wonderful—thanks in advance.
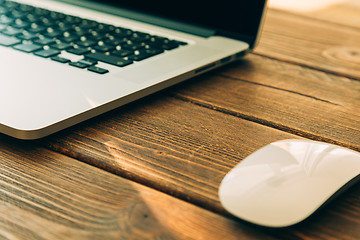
[171,92,358,152]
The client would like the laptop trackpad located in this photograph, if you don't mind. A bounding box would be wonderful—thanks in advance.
[113,46,220,84]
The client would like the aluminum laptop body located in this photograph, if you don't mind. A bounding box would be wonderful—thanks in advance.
[0,0,267,139]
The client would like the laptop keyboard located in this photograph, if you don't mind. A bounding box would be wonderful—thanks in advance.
[0,0,187,74]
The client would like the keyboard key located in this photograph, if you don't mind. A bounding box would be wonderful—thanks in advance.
[0,33,21,47]
[11,19,30,29]
[13,43,43,53]
[130,32,150,42]
[9,9,27,19]
[85,52,133,67]
[43,27,62,38]
[49,11,65,21]
[55,22,72,32]
[93,43,115,52]
[0,0,188,75]
[51,41,72,50]
[58,31,80,43]
[37,17,51,26]
[78,19,98,30]
[69,61,89,69]
[111,49,133,57]
[51,56,71,63]
[78,59,97,66]
[64,15,81,24]
[128,48,163,61]
[177,41,188,46]
[87,31,104,41]
[73,26,91,37]
[67,47,91,55]
[28,23,46,33]
[3,1,19,9]
[104,37,127,46]
[113,28,133,38]
[61,35,80,43]
[2,26,22,36]
[0,23,6,31]
[0,6,9,15]
[96,23,115,33]
[148,37,180,50]
[17,31,38,40]
[121,40,146,50]
[34,37,56,46]
[0,15,14,25]
[23,13,42,23]
[33,7,50,17]
[76,39,97,48]
[88,66,109,74]
[18,4,34,12]
[34,48,60,58]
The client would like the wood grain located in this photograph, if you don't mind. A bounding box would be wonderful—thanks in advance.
[256,8,360,79]
[307,2,360,29]
[174,54,360,151]
[37,95,360,238]
[40,96,298,213]
[0,136,279,240]
[272,2,360,29]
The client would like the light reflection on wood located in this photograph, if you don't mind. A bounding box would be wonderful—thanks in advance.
[269,0,346,12]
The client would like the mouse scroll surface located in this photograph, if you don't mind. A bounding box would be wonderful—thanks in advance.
[218,139,360,228]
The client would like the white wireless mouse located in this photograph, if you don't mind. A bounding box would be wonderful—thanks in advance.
[218,139,360,228]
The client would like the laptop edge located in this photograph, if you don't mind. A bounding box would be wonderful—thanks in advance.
[0,0,267,139]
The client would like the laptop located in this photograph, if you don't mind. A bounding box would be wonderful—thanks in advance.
[0,0,267,139]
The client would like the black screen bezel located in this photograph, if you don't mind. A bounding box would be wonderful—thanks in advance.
[58,0,267,49]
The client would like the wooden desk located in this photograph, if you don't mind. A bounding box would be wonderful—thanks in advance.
[1,1,360,239]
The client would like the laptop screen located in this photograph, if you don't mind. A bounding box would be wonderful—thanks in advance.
[63,0,267,48]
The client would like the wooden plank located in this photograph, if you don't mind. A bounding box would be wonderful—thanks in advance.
[0,136,279,240]
[304,2,360,29]
[175,54,360,151]
[269,0,360,29]
[256,8,360,79]
[39,96,298,212]
[37,96,360,238]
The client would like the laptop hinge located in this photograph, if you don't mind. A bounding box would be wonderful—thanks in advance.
[56,0,216,38]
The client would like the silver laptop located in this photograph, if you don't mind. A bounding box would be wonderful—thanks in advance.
[0,0,267,139]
